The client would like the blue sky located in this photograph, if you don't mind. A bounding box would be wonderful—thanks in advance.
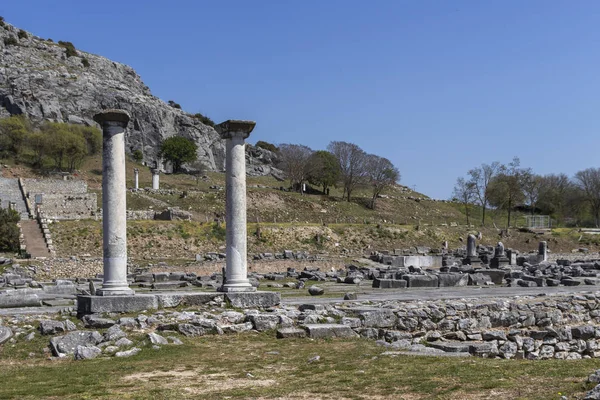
[2,1,599,199]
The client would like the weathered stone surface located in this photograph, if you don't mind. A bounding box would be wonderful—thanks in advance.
[103,325,126,341]
[82,315,116,329]
[0,326,13,345]
[403,275,438,288]
[276,327,307,339]
[352,308,397,328]
[0,294,41,308]
[308,285,325,296]
[114,337,134,348]
[74,345,101,360]
[428,341,470,353]
[225,292,280,308]
[147,332,168,345]
[303,324,359,339]
[177,324,207,337]
[77,294,158,315]
[247,314,279,332]
[50,331,103,356]
[372,278,407,289]
[39,320,66,335]
[573,325,595,340]
[155,292,221,308]
[437,273,469,287]
[115,347,141,358]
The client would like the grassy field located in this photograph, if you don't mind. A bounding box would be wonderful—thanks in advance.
[0,332,597,399]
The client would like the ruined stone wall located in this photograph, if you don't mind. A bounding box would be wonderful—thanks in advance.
[23,179,88,195]
[40,193,97,220]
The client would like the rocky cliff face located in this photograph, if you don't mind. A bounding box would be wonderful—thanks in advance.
[0,22,281,177]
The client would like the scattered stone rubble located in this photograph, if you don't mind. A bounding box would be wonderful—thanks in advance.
[3,291,600,362]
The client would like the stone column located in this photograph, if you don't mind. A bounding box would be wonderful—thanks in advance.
[151,169,160,190]
[133,168,139,190]
[467,234,477,257]
[539,241,548,262]
[218,120,256,292]
[495,242,505,258]
[94,110,134,296]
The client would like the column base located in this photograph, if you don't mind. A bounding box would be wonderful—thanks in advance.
[218,283,256,293]
[96,287,135,296]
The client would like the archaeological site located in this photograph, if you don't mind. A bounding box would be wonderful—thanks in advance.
[1,5,600,400]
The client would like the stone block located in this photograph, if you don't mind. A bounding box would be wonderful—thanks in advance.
[350,308,397,328]
[225,292,281,308]
[0,294,41,308]
[372,278,407,289]
[276,327,306,339]
[77,294,158,315]
[155,292,222,308]
[437,273,469,287]
[428,341,470,353]
[475,269,506,285]
[403,274,438,288]
[303,324,359,339]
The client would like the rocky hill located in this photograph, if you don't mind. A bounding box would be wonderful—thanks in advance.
[0,21,281,177]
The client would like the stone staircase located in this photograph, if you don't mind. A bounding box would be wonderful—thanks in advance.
[0,177,29,220]
[20,220,50,258]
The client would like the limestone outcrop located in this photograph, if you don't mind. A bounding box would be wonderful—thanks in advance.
[0,22,281,176]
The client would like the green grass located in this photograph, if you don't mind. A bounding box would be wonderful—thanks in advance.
[0,333,597,399]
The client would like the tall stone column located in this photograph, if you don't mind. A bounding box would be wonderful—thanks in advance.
[218,120,256,292]
[94,110,134,296]
[133,168,139,190]
[539,241,548,262]
[152,169,160,190]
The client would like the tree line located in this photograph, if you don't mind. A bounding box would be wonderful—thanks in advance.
[275,141,400,210]
[0,115,101,172]
[453,157,600,228]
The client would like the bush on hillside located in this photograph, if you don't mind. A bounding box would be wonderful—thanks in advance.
[81,57,90,68]
[168,100,182,109]
[17,29,27,39]
[192,112,215,127]
[0,16,5,28]
[256,141,278,153]
[3,36,17,46]
[0,207,20,252]
[132,149,144,163]
[58,41,77,57]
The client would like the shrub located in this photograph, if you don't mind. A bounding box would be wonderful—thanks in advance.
[192,112,215,127]
[0,207,20,252]
[160,136,198,173]
[168,100,182,109]
[17,29,27,39]
[3,36,17,46]
[47,38,53,42]
[0,16,5,28]
[132,149,143,163]
[58,40,77,57]
[81,57,90,67]
[256,140,278,153]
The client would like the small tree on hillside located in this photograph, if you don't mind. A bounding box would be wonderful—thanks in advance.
[574,167,600,228]
[0,115,31,160]
[160,136,198,173]
[306,150,341,194]
[467,161,501,226]
[487,157,525,228]
[365,154,399,209]
[278,144,313,194]
[452,177,476,226]
[327,141,368,201]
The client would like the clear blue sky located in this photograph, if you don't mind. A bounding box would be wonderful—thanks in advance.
[2,1,599,199]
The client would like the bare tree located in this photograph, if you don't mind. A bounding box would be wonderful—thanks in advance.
[538,173,572,224]
[488,157,525,228]
[521,169,543,215]
[365,154,399,209]
[574,167,600,227]
[452,177,476,226]
[277,144,313,194]
[327,141,368,201]
[467,161,501,226]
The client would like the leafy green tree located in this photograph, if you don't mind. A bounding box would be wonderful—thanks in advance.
[307,150,341,194]
[132,149,144,163]
[0,115,31,160]
[160,136,198,173]
[255,141,278,153]
[0,206,20,252]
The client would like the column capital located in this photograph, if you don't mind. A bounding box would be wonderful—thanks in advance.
[94,109,130,128]
[216,120,255,140]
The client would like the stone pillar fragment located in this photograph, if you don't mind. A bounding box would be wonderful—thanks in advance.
[539,241,548,262]
[217,120,256,292]
[94,110,134,296]
[467,234,477,257]
[133,168,139,190]
[151,169,160,190]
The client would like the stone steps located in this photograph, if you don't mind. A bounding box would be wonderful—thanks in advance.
[0,178,29,220]
[20,220,50,258]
